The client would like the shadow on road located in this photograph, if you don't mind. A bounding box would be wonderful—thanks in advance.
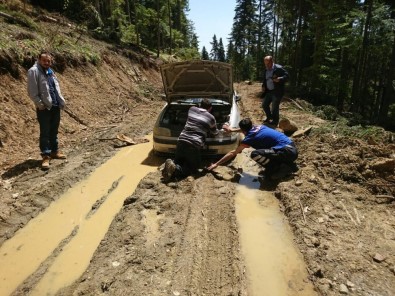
[2,159,41,179]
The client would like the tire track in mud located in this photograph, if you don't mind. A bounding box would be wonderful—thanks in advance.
[1,140,159,296]
[11,226,79,295]
[170,178,246,295]
[86,176,124,219]
[57,171,247,295]
[12,177,124,295]
[8,175,128,296]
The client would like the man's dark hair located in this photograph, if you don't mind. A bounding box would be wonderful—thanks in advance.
[38,50,52,59]
[200,98,212,110]
[239,118,253,132]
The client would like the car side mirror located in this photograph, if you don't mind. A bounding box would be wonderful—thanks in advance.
[235,95,241,102]
[160,94,167,101]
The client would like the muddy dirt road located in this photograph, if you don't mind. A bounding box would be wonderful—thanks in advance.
[1,60,395,296]
[2,137,317,295]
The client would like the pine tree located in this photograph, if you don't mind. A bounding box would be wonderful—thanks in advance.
[201,46,210,60]
[210,34,219,61]
[230,0,258,80]
[226,41,235,63]
[217,38,226,62]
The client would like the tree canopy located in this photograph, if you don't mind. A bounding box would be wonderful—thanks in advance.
[31,0,200,59]
[23,0,395,128]
[226,0,395,129]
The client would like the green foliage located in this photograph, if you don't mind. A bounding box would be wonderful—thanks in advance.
[315,105,338,121]
[46,35,102,66]
[241,54,257,81]
[28,0,194,56]
[0,14,101,70]
[312,117,393,144]
[174,47,200,60]
[62,1,103,30]
[75,45,101,65]
[120,24,138,45]
[0,6,38,30]
[171,29,187,49]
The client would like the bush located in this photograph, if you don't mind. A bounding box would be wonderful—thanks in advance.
[173,48,200,60]
[315,105,338,121]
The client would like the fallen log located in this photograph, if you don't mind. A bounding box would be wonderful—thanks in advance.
[375,194,395,201]
[0,11,14,21]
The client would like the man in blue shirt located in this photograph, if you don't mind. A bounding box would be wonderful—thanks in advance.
[207,118,298,180]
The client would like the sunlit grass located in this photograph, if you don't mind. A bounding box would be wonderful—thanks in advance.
[312,117,392,144]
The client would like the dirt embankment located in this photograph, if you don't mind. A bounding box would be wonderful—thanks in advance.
[0,49,165,244]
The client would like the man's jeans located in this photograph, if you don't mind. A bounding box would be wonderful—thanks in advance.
[262,92,282,124]
[36,106,60,156]
[173,141,201,178]
[250,144,298,174]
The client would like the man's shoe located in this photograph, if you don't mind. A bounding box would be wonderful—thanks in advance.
[270,164,292,180]
[289,162,299,173]
[50,151,66,159]
[162,159,176,182]
[42,156,50,170]
[257,174,273,188]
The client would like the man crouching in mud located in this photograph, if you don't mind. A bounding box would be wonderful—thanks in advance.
[207,118,298,180]
[162,98,219,182]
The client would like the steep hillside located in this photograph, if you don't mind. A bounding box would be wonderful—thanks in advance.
[0,4,167,242]
[0,2,164,171]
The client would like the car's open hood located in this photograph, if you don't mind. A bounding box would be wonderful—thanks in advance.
[160,60,233,103]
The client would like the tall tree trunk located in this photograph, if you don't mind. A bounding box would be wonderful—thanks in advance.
[256,0,263,79]
[372,71,383,121]
[311,0,327,91]
[156,0,160,57]
[337,48,349,112]
[293,0,303,88]
[125,0,131,24]
[175,0,181,31]
[134,2,140,46]
[378,31,395,126]
[350,0,373,113]
[168,0,172,55]
[274,16,279,57]
[272,14,276,54]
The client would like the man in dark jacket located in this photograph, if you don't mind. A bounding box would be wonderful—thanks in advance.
[261,56,289,127]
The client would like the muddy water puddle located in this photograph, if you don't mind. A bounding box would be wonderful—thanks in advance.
[235,154,317,296]
[0,137,160,296]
